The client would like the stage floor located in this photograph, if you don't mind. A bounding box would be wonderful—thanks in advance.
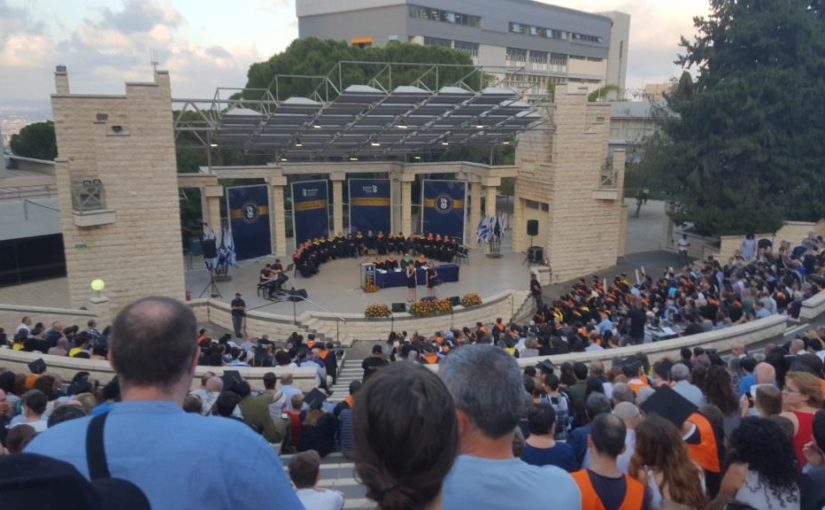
[184,233,534,316]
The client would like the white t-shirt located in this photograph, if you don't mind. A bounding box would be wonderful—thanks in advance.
[15,323,30,335]
[295,488,344,510]
[677,238,689,252]
[12,419,48,433]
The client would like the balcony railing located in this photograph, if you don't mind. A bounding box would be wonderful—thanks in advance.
[71,179,105,212]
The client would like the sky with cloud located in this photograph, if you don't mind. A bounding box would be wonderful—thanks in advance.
[0,0,710,107]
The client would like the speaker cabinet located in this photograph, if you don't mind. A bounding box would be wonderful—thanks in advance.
[526,220,539,237]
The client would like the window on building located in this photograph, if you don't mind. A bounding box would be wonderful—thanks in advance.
[550,53,568,66]
[506,47,527,62]
[454,40,479,57]
[530,51,548,64]
[423,36,452,48]
[509,22,599,42]
[409,5,481,28]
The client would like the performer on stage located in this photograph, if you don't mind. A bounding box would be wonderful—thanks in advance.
[406,263,417,302]
[426,263,438,298]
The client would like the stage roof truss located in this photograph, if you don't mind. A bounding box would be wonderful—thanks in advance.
[173,61,545,159]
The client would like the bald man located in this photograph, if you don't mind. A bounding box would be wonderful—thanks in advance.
[755,362,777,386]
[790,338,806,355]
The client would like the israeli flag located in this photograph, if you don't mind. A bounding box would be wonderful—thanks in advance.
[220,229,238,267]
[476,216,492,245]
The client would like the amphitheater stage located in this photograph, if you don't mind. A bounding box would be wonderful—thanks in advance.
[184,234,534,317]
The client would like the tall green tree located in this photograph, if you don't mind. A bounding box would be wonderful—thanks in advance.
[654,0,825,236]
[9,121,57,160]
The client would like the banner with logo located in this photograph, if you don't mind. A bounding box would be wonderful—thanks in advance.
[226,184,271,261]
[421,179,466,241]
[292,179,330,244]
[348,178,391,234]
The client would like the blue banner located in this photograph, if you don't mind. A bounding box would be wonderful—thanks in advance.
[348,178,391,234]
[422,180,466,241]
[226,185,271,261]
[292,179,329,244]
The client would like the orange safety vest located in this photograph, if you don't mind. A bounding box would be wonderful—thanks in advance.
[686,413,721,473]
[571,470,645,510]
[424,354,439,364]
[627,378,650,395]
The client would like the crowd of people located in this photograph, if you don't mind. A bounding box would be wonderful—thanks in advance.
[1,293,825,508]
[292,231,463,277]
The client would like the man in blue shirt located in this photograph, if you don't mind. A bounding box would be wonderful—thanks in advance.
[439,344,581,510]
[738,357,757,397]
[27,296,302,510]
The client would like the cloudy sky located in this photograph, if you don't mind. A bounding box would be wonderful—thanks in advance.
[0,0,710,107]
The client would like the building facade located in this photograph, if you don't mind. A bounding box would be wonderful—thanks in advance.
[297,0,630,96]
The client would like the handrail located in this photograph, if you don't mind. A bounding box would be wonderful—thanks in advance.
[0,184,58,201]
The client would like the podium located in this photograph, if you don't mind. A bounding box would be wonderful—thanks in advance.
[361,263,376,288]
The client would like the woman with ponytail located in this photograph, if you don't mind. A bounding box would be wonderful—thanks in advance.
[353,362,458,510]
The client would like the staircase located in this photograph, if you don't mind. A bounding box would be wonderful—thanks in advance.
[328,359,363,403]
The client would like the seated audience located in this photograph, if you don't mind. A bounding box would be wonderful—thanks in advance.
[288,450,345,510]
[520,403,578,472]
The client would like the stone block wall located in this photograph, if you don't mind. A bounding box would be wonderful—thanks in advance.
[514,89,625,282]
[51,69,185,312]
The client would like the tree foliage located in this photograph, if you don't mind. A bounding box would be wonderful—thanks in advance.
[244,38,480,100]
[651,0,825,236]
[9,121,57,161]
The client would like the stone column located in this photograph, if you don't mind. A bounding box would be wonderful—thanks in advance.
[331,174,345,235]
[268,175,288,257]
[482,176,501,220]
[204,185,223,242]
[199,187,208,226]
[469,181,482,247]
[401,174,415,236]
[513,196,525,253]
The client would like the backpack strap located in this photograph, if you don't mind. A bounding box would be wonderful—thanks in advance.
[86,412,111,480]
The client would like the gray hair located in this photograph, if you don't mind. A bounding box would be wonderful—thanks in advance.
[611,382,635,404]
[585,392,612,419]
[671,363,690,382]
[440,344,528,438]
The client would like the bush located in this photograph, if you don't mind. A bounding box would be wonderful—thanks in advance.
[409,299,453,317]
[364,304,391,318]
[362,283,380,293]
[461,293,482,307]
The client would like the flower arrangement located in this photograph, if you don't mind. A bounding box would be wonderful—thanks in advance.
[362,283,380,293]
[364,304,391,318]
[461,293,482,307]
[409,298,453,317]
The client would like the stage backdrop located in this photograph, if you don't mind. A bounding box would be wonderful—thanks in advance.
[348,178,391,234]
[292,179,330,244]
[226,184,271,261]
[422,179,466,240]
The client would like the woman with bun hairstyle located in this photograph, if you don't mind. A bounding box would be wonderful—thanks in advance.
[354,362,458,510]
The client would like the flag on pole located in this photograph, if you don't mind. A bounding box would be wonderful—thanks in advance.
[221,229,238,267]
[476,216,492,244]
[493,215,502,241]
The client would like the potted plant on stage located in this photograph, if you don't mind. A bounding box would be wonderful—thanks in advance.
[461,293,482,308]
[364,304,391,319]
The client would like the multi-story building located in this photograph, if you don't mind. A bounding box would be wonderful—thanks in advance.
[296,0,630,96]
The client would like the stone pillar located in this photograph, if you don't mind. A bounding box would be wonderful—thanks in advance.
[482,176,501,220]
[513,196,525,253]
[54,65,70,95]
[199,187,208,226]
[469,181,482,247]
[401,174,414,236]
[268,175,288,257]
[331,174,345,235]
[204,185,223,242]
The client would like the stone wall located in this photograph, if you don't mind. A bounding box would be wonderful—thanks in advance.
[0,348,320,392]
[0,303,97,331]
[51,69,185,313]
[514,89,625,282]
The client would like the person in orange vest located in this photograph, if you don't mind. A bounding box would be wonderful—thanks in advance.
[640,386,722,498]
[571,414,647,510]
[317,341,338,385]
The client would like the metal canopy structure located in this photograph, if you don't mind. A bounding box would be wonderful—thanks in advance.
[173,61,545,161]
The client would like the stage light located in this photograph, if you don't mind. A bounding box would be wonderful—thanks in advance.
[502,140,511,145]
[441,140,449,146]
[397,119,409,130]
[312,121,321,129]
[91,279,105,296]
[475,124,485,129]
[295,138,303,147]
[349,155,359,161]
[209,143,218,148]
[280,155,288,162]
[413,155,422,160]
[370,139,381,147]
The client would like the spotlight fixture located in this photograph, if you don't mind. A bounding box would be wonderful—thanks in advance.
[209,143,218,148]
[475,123,485,129]
[312,121,321,129]
[441,139,449,146]
[370,139,381,147]
[413,155,422,160]
[295,138,303,147]
[349,155,359,161]
[280,153,288,162]
[502,140,511,146]
[397,119,409,130]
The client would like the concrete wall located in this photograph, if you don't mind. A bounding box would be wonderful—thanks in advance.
[0,348,321,392]
[515,89,625,283]
[51,69,185,312]
[714,221,823,262]
[0,303,97,330]
[0,197,61,241]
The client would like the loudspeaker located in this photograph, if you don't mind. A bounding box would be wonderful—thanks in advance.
[202,239,217,259]
[448,296,461,307]
[391,302,406,313]
[528,246,544,263]
[526,220,539,237]
[287,288,308,301]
